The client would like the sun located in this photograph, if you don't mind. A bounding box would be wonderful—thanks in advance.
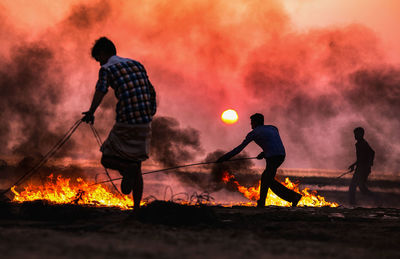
[221,109,238,124]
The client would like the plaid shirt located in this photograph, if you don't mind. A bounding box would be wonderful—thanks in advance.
[96,55,156,124]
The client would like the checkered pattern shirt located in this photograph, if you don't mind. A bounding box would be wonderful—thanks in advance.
[96,56,156,124]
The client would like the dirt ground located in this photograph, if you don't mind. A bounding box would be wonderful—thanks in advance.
[1,201,400,259]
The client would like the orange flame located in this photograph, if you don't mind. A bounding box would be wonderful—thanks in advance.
[11,174,141,210]
[221,171,338,207]
[11,172,338,209]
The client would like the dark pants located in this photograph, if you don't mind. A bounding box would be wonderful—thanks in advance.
[258,155,302,205]
[349,166,373,205]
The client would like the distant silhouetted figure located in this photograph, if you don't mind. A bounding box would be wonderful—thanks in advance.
[82,37,156,211]
[348,127,375,206]
[217,113,302,207]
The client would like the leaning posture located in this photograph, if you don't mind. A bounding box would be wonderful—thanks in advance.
[348,127,375,205]
[217,113,302,207]
[82,37,156,211]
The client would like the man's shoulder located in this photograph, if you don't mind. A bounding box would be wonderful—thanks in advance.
[265,125,278,129]
[256,125,278,132]
[248,125,275,136]
[102,55,141,69]
[356,139,371,148]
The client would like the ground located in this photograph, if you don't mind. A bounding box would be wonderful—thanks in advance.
[1,201,399,259]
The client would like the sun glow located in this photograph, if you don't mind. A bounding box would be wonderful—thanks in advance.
[221,109,238,124]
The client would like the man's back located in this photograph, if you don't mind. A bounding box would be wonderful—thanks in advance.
[356,139,374,167]
[248,125,285,158]
[96,55,156,124]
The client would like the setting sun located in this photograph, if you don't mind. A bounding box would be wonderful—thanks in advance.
[221,109,238,124]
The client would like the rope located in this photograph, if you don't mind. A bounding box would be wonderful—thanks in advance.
[336,170,353,179]
[317,169,353,187]
[91,157,258,186]
[1,119,82,195]
[89,124,123,196]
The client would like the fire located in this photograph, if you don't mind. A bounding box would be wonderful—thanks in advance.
[221,171,339,207]
[11,174,141,210]
[11,172,338,209]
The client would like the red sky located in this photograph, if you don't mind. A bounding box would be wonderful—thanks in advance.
[1,0,400,171]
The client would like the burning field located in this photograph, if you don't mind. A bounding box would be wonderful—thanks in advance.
[1,163,400,258]
[8,165,338,210]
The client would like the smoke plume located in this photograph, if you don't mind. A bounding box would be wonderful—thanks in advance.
[150,116,204,168]
[0,0,399,175]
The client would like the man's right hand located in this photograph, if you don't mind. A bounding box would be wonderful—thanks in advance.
[257,152,265,160]
[82,111,95,124]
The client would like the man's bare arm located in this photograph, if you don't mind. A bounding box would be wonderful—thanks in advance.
[89,90,106,113]
[82,90,107,124]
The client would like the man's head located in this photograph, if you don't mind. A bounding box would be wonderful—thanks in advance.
[353,127,365,141]
[91,37,116,65]
[250,113,264,129]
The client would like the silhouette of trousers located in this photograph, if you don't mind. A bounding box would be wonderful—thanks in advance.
[349,166,373,204]
[259,155,302,205]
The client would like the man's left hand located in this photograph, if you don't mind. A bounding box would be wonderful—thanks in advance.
[82,111,95,124]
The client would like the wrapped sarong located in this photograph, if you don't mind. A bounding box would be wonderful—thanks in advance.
[100,122,151,162]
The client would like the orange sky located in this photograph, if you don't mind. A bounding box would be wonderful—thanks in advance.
[1,0,400,171]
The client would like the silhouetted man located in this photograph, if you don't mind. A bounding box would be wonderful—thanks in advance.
[82,37,156,211]
[348,127,375,205]
[217,113,302,207]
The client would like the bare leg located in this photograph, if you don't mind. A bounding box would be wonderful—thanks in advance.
[132,167,143,211]
[101,155,143,209]
[132,161,143,211]
[101,155,134,172]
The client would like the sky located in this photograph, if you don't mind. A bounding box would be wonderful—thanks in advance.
[0,0,400,173]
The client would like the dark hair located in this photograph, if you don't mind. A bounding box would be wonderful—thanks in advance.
[354,127,364,136]
[91,37,116,58]
[250,113,264,125]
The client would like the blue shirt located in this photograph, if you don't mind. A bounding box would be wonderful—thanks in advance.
[96,55,156,124]
[226,125,286,158]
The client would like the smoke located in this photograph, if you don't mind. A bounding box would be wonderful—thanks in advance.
[63,0,111,30]
[201,150,256,191]
[342,67,400,170]
[150,116,204,168]
[241,24,400,171]
[0,43,75,158]
[0,0,399,175]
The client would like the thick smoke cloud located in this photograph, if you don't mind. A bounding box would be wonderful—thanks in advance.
[0,43,74,158]
[0,0,399,176]
[342,67,400,170]
[241,24,399,171]
[150,116,204,168]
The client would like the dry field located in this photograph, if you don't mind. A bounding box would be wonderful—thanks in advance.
[1,201,399,259]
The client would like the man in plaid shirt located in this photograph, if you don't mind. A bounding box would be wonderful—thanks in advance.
[82,37,156,211]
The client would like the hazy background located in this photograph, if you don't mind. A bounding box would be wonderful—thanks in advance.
[1,0,399,174]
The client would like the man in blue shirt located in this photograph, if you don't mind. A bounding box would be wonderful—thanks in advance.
[82,37,156,211]
[217,113,302,207]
